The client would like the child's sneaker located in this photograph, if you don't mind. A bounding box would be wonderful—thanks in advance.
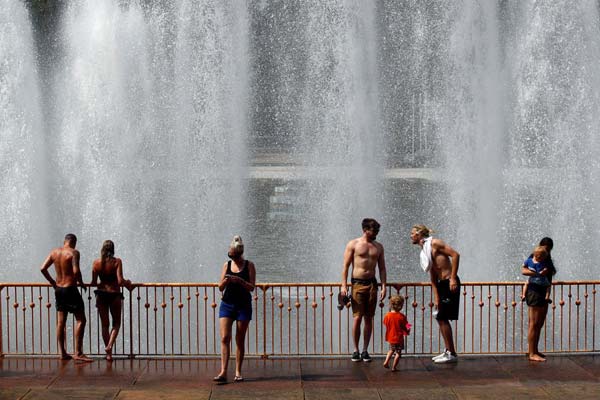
[351,351,361,362]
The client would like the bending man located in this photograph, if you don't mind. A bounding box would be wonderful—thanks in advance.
[411,225,460,364]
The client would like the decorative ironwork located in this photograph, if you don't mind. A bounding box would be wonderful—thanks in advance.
[0,282,597,357]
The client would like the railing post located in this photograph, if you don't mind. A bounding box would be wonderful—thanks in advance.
[0,286,3,358]
[128,286,134,359]
[261,285,268,359]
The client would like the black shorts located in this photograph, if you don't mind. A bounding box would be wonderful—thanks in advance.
[94,290,124,308]
[526,283,548,307]
[55,286,85,314]
[436,277,461,321]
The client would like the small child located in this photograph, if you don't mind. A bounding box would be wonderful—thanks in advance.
[383,295,411,371]
[522,246,552,303]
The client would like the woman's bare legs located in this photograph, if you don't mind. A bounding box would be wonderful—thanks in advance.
[104,299,122,361]
[217,318,234,378]
[527,305,546,362]
[97,303,111,358]
[235,320,250,379]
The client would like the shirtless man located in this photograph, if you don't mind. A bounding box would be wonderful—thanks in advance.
[40,233,92,362]
[341,218,387,362]
[411,225,460,363]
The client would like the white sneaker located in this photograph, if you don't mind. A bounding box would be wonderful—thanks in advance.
[433,352,458,364]
[431,349,448,361]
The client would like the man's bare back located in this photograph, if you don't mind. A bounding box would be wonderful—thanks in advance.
[40,234,92,362]
[41,247,81,288]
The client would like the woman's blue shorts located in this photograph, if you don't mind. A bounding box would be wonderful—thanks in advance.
[219,301,252,321]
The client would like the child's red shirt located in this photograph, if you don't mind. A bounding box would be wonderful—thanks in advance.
[383,311,410,344]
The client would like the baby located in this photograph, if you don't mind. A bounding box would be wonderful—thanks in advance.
[522,246,552,303]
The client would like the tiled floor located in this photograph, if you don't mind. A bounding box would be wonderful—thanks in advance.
[1,355,600,399]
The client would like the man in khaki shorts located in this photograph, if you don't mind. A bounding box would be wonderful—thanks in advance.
[341,218,387,362]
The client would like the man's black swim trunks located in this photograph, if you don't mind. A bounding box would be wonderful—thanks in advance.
[435,276,461,321]
[55,286,85,313]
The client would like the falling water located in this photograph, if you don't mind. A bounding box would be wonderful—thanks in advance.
[1,1,599,282]
[6,0,250,282]
[0,0,49,273]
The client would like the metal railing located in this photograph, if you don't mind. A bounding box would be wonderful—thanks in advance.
[1,281,598,357]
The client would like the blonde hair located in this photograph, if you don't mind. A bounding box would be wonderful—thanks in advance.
[412,224,433,237]
[390,295,405,312]
[533,245,548,260]
[100,240,115,268]
[229,235,244,255]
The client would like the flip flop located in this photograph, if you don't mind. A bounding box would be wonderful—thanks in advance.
[234,376,244,382]
[213,375,227,383]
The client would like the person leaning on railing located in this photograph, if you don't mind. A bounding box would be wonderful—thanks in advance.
[90,240,133,361]
[40,233,93,362]
[214,236,256,383]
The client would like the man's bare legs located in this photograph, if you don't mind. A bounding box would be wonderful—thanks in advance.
[363,317,373,351]
[217,318,233,378]
[73,310,92,362]
[438,320,456,355]
[235,320,250,379]
[352,316,361,352]
[56,311,71,360]
[352,315,373,356]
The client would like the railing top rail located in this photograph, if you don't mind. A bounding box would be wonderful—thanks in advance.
[1,280,599,288]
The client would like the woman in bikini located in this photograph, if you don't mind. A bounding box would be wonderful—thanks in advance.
[214,236,256,383]
[91,240,133,361]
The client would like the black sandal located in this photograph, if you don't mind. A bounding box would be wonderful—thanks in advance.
[213,375,227,383]
[234,376,244,382]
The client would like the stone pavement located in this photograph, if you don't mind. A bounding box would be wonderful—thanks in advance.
[1,355,600,399]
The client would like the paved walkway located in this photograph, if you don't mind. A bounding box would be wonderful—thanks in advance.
[1,355,600,399]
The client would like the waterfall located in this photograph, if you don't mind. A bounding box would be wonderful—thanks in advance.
[0,0,49,276]
[1,1,599,282]
[42,0,249,281]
